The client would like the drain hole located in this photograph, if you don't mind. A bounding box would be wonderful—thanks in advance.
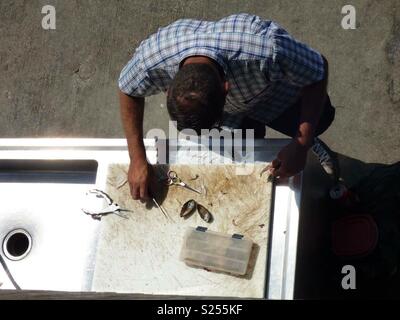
[2,229,32,261]
[7,233,29,257]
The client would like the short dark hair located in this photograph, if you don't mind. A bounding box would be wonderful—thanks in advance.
[167,63,225,134]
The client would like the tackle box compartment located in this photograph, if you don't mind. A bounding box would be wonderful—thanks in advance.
[180,227,254,276]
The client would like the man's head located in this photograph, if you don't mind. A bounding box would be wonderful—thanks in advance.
[167,59,228,134]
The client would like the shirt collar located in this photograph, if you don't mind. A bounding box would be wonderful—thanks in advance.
[178,48,228,76]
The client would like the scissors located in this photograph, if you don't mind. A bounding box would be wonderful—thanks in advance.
[165,170,202,194]
[82,189,132,220]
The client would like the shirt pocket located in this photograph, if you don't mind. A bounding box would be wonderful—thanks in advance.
[242,84,271,105]
[227,61,270,106]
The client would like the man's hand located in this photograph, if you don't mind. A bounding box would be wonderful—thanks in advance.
[268,139,309,179]
[128,157,152,201]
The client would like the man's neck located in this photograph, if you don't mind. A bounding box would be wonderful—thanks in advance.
[182,56,212,66]
[181,56,225,78]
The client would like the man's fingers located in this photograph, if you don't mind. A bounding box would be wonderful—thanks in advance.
[140,183,150,201]
[130,182,150,201]
[261,158,282,177]
[130,184,140,200]
[271,167,281,177]
[271,158,282,169]
[271,167,289,179]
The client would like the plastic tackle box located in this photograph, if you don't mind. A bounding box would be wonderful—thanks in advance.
[180,227,254,276]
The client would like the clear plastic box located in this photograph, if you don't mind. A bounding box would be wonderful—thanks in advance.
[180,227,254,276]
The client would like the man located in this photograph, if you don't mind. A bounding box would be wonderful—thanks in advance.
[119,13,336,201]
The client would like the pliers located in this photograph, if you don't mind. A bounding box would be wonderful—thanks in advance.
[82,189,131,220]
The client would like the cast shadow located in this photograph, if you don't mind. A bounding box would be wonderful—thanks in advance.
[295,151,400,299]
[144,164,170,210]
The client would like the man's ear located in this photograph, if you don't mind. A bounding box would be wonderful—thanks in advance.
[223,81,229,96]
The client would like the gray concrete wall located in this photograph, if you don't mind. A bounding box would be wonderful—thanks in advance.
[1,0,399,164]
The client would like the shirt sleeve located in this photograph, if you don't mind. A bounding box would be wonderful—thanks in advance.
[268,26,325,87]
[118,49,160,97]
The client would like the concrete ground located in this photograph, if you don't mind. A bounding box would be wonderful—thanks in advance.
[1,0,399,299]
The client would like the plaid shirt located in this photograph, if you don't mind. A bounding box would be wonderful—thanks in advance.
[119,13,325,129]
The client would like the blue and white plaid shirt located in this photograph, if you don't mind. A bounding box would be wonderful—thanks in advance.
[119,13,325,129]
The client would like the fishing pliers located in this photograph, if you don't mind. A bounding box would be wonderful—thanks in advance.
[82,189,131,220]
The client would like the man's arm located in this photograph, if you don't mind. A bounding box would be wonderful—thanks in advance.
[295,55,329,148]
[270,55,329,178]
[119,90,151,200]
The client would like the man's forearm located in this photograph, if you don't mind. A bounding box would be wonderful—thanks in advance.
[296,56,329,148]
[119,90,146,160]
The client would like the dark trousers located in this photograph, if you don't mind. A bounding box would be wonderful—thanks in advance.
[240,95,336,139]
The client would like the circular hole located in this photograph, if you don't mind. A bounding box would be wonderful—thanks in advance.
[7,233,29,257]
[2,229,32,261]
